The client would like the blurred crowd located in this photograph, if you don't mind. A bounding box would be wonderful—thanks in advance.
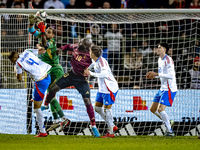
[0,0,200,9]
[1,0,200,90]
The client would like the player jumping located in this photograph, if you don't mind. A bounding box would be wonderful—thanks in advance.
[42,39,100,137]
[28,13,70,132]
[8,49,51,137]
[146,43,177,137]
[84,45,119,138]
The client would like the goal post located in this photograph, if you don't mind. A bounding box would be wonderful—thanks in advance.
[0,9,200,136]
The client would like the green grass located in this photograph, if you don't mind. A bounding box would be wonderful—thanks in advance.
[0,134,199,150]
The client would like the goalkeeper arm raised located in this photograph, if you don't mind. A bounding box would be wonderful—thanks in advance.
[28,14,40,37]
[28,13,47,48]
[37,22,47,48]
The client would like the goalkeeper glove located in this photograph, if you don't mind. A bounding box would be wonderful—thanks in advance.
[28,14,37,25]
[37,22,46,33]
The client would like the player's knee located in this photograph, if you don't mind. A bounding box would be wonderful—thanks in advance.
[157,107,164,113]
[83,97,91,106]
[150,107,156,113]
[50,84,60,94]
[94,106,98,112]
[94,106,101,113]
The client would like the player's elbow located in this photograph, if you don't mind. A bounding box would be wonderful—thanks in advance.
[17,74,22,82]
[38,49,46,54]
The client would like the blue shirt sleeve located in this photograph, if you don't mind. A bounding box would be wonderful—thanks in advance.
[28,26,39,37]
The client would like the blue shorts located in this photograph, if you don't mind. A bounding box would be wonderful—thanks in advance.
[33,74,51,101]
[95,91,118,106]
[153,90,176,107]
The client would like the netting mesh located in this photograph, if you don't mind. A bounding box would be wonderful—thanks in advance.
[48,13,200,23]
[0,12,200,136]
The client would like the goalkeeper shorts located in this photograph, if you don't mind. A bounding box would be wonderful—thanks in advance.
[33,74,51,101]
[153,90,177,107]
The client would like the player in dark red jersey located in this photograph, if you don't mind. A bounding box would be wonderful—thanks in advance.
[43,38,100,137]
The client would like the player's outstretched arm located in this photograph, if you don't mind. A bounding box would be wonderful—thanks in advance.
[61,44,78,51]
[37,44,46,54]
[15,62,22,82]
[28,14,40,37]
[87,68,109,78]
[37,22,47,48]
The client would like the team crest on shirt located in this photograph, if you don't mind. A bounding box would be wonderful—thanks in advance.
[47,42,50,47]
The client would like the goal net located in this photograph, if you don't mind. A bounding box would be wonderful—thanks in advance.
[0,9,200,136]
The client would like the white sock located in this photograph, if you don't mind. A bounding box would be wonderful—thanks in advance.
[105,108,115,134]
[34,108,46,133]
[160,111,172,133]
[61,116,67,122]
[95,106,106,121]
[154,111,162,120]
[53,119,60,124]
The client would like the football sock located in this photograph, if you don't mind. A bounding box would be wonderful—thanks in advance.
[53,119,60,124]
[105,108,114,134]
[160,111,172,133]
[154,111,162,120]
[50,98,64,118]
[61,116,67,122]
[34,108,46,133]
[50,103,59,120]
[86,104,96,126]
[94,106,106,121]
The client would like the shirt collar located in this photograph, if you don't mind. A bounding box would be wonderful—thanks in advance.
[162,54,167,60]
[96,56,101,62]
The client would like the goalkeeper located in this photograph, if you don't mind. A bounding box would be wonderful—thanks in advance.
[28,13,70,132]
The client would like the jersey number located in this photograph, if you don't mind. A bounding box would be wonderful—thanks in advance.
[76,55,82,61]
[159,67,162,73]
[27,58,39,65]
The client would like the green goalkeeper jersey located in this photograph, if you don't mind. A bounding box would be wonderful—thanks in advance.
[37,32,59,67]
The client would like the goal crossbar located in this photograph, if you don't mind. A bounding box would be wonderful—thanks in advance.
[0,9,200,14]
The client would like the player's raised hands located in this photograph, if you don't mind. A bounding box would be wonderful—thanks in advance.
[146,71,157,79]
[28,14,37,24]
[37,22,46,33]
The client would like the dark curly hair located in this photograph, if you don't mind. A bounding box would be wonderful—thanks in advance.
[158,43,169,54]
[79,38,92,52]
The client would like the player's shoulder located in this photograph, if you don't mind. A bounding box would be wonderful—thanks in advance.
[164,55,174,64]
[24,49,34,54]
[165,55,172,60]
[98,56,107,66]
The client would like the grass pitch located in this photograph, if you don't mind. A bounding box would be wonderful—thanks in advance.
[0,134,199,150]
